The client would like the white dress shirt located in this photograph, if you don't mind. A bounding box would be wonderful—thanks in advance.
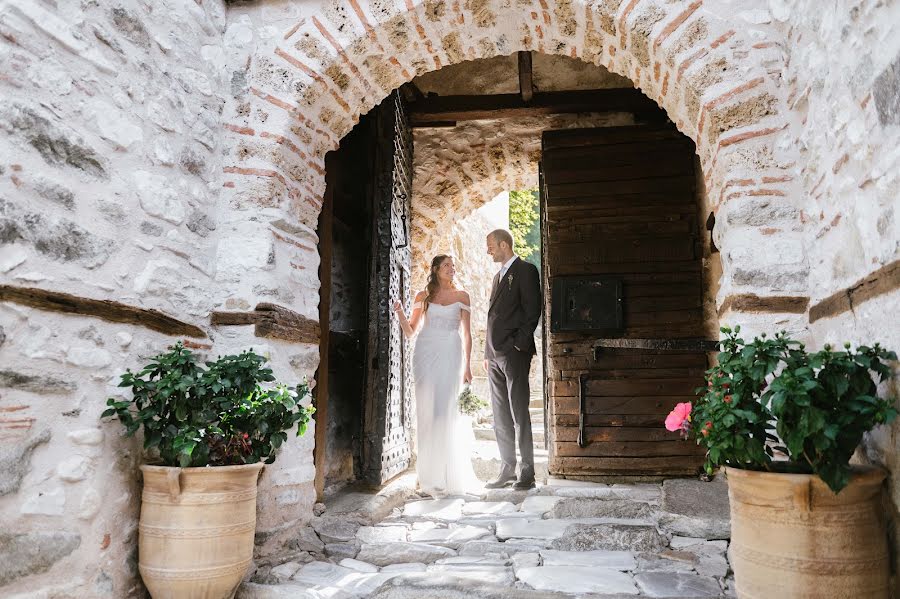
[499,255,517,279]
[498,255,520,350]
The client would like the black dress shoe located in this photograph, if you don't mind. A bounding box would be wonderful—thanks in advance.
[512,478,536,490]
[484,473,517,489]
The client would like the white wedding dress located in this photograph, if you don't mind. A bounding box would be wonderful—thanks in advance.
[412,301,480,496]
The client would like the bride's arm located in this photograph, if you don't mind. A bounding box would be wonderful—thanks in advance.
[460,292,473,384]
[393,291,426,339]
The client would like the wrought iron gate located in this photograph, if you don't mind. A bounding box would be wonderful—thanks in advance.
[363,91,414,485]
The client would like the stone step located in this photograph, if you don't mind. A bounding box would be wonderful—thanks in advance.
[472,440,549,484]
[472,424,546,448]
[478,409,544,426]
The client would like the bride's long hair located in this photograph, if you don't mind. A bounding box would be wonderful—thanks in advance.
[423,255,452,314]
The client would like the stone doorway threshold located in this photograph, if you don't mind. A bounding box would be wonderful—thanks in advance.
[240,475,733,598]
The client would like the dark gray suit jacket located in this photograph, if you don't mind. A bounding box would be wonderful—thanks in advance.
[485,257,542,360]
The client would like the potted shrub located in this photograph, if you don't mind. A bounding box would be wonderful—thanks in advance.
[666,326,897,599]
[103,342,314,599]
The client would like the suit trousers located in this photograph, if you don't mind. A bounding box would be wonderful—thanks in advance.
[487,351,534,478]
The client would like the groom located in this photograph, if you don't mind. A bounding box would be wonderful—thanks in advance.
[484,229,542,490]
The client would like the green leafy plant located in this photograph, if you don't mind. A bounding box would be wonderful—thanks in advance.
[509,188,540,268]
[666,326,897,493]
[458,385,488,417]
[102,342,314,468]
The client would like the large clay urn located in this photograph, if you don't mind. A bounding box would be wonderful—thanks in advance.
[726,465,889,599]
[138,463,264,599]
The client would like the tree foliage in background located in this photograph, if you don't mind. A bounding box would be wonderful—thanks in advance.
[509,188,540,269]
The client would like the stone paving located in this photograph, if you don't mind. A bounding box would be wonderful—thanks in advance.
[238,477,734,599]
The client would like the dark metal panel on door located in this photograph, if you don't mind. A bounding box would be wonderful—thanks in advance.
[363,91,414,486]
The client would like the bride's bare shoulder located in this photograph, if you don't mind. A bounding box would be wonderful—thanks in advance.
[455,290,471,306]
[414,290,428,302]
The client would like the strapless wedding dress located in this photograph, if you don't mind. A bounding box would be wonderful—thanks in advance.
[412,301,480,496]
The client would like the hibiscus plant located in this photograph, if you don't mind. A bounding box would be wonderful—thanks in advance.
[102,342,314,468]
[666,326,897,493]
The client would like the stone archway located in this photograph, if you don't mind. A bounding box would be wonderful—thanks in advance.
[221,0,807,334]
[218,0,812,555]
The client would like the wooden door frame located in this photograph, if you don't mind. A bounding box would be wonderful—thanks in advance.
[313,153,337,501]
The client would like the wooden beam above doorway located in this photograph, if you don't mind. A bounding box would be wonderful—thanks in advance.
[408,88,665,127]
[518,51,534,104]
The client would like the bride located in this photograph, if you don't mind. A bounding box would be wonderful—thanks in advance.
[393,254,480,496]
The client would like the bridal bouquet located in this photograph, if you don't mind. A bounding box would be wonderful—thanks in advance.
[458,385,487,417]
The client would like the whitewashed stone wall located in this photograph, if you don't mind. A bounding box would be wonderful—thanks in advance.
[0,1,315,596]
[1,0,898,595]
[766,0,900,575]
[0,1,226,596]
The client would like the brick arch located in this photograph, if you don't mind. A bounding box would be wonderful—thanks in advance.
[221,0,805,317]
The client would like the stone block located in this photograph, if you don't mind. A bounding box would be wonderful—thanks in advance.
[109,7,151,47]
[339,558,379,573]
[517,565,639,595]
[289,526,325,553]
[57,456,92,482]
[0,370,74,394]
[0,104,106,177]
[369,573,574,598]
[0,244,27,272]
[236,582,321,598]
[520,495,562,515]
[133,170,186,225]
[458,539,544,557]
[356,542,456,566]
[312,517,360,543]
[77,488,102,521]
[549,498,654,520]
[269,561,303,581]
[0,531,81,586]
[21,486,66,516]
[634,571,724,597]
[381,563,427,573]
[325,541,361,560]
[408,525,493,547]
[551,523,667,553]
[34,179,75,210]
[65,346,112,369]
[0,429,51,496]
[402,497,464,521]
[636,552,696,574]
[873,52,900,126]
[357,525,408,544]
[93,101,143,149]
[0,199,115,268]
[540,549,636,570]
[427,563,515,585]
[461,501,518,516]
[511,551,540,572]
[186,209,217,237]
[724,199,798,228]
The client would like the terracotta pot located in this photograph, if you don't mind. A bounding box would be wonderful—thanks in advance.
[138,463,264,599]
[726,465,889,599]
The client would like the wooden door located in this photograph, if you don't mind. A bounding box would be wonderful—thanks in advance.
[541,124,709,477]
[362,91,414,486]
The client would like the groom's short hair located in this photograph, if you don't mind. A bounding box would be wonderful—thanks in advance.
[488,229,513,249]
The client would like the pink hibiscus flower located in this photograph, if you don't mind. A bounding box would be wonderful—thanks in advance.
[665,402,692,432]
